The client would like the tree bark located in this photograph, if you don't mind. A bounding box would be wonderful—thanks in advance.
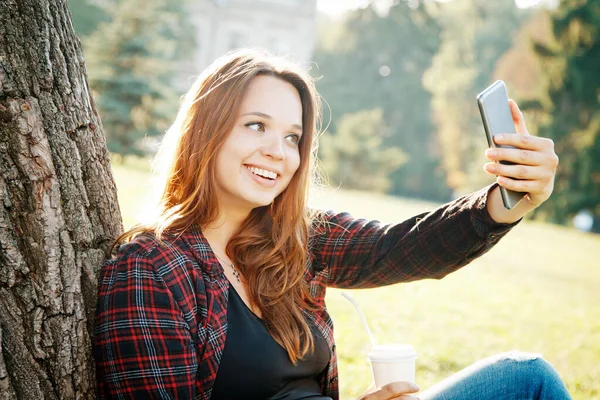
[0,0,123,398]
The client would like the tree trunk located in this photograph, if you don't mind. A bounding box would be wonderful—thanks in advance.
[0,0,123,398]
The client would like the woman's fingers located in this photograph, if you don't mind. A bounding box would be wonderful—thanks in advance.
[358,382,420,400]
[493,133,554,152]
[494,176,544,193]
[484,163,552,181]
[484,161,555,196]
[485,147,547,166]
[509,99,528,135]
[379,382,419,398]
[485,141,559,175]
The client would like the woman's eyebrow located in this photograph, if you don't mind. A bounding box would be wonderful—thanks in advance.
[242,111,303,131]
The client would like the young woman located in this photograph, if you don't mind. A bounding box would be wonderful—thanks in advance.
[93,49,570,399]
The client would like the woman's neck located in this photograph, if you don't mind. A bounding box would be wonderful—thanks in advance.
[202,211,247,258]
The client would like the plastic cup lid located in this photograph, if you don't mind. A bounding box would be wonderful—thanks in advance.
[368,343,418,362]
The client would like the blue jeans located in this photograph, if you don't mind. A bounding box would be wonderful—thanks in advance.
[419,352,572,400]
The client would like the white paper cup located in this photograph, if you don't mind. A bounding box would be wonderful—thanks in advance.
[368,344,418,388]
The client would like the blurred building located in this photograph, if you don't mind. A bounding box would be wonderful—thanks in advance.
[178,0,317,90]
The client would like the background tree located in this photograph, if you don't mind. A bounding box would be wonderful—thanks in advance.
[528,0,600,224]
[423,0,528,195]
[67,0,110,37]
[83,0,191,158]
[314,2,449,201]
[320,109,406,192]
[0,0,122,398]
[494,9,553,102]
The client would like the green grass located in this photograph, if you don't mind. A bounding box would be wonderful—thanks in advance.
[110,156,156,229]
[112,157,600,400]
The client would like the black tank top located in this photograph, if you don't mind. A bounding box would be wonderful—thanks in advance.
[211,286,332,399]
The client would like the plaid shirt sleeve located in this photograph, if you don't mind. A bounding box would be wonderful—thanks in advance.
[94,237,198,399]
[311,184,520,289]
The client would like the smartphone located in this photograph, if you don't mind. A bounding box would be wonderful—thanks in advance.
[476,80,525,210]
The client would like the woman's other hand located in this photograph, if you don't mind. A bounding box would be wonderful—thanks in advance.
[358,381,420,400]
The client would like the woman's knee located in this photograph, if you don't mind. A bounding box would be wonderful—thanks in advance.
[419,351,571,400]
[489,351,553,376]
[487,351,570,398]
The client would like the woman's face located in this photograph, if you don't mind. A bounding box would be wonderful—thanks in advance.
[213,75,303,216]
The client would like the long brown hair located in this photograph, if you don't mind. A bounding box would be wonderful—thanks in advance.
[115,49,322,363]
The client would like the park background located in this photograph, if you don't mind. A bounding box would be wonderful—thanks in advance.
[70,0,599,398]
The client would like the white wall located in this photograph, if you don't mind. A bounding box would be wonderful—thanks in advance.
[177,0,317,91]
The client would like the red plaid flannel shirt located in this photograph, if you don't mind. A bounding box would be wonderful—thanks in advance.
[94,184,519,399]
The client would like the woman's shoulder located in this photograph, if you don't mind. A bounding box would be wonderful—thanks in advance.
[98,229,209,324]
[107,228,202,270]
[101,228,209,296]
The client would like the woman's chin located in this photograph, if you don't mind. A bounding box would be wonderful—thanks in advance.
[250,199,275,210]
[242,195,275,210]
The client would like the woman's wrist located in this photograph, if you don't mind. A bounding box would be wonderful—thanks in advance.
[486,185,536,224]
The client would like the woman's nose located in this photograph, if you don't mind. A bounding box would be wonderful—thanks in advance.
[261,134,285,160]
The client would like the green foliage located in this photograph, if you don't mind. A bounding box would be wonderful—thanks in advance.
[314,2,450,201]
[528,0,600,224]
[82,0,190,157]
[320,109,406,192]
[423,0,528,193]
[68,0,110,37]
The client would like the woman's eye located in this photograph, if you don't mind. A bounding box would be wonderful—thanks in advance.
[286,134,301,145]
[245,122,265,132]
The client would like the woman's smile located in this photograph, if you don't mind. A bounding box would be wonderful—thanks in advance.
[244,164,279,188]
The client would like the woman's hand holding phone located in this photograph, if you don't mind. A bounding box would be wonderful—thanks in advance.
[483,100,559,217]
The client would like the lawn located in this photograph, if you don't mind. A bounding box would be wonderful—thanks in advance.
[112,158,600,400]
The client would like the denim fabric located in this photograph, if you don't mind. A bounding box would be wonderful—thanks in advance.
[420,352,572,400]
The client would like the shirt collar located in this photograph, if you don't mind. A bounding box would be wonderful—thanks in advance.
[178,224,223,277]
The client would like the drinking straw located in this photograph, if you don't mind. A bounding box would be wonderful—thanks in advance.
[341,292,377,347]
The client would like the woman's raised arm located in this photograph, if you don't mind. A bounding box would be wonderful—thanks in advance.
[310,184,520,289]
